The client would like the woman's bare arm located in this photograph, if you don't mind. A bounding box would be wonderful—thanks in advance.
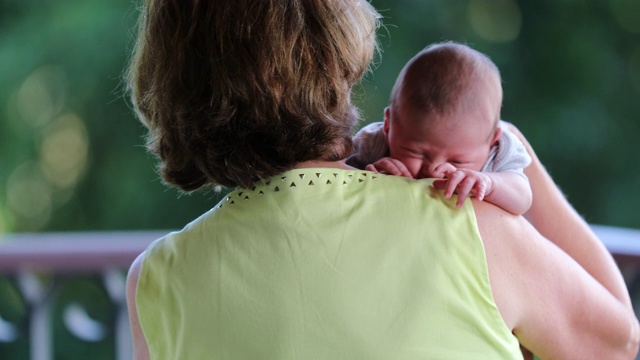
[506,123,632,309]
[475,199,639,359]
[127,253,151,360]
[476,123,639,358]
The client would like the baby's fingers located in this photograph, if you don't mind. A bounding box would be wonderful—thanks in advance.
[455,177,477,207]
[365,164,380,173]
[432,162,457,178]
[366,158,412,178]
[444,171,465,198]
[474,182,487,201]
[432,179,448,190]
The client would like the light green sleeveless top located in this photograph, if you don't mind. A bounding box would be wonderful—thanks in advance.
[137,168,523,359]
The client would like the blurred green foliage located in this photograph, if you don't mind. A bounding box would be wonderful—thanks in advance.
[1,0,639,234]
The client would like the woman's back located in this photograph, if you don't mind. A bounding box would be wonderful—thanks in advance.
[136,168,522,359]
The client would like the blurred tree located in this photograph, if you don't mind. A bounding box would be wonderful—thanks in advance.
[1,0,639,233]
[0,0,216,233]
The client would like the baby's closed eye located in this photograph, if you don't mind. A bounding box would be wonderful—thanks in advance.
[449,160,467,165]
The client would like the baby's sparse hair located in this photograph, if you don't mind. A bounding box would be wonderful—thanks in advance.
[390,42,501,128]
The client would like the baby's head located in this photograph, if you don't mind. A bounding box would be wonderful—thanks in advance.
[383,42,503,179]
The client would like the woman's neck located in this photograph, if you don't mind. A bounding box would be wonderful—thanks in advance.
[295,159,355,170]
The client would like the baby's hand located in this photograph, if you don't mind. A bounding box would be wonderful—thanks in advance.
[432,165,494,207]
[365,157,412,178]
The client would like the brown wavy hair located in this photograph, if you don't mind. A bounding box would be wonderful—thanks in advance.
[126,1,380,190]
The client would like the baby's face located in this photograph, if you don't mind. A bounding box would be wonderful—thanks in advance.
[385,96,501,180]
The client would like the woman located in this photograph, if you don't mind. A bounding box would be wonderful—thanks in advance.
[125,1,639,359]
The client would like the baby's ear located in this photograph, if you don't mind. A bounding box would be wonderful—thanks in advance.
[383,107,391,138]
[490,125,503,145]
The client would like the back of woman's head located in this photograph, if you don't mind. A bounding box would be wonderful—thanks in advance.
[127,0,380,190]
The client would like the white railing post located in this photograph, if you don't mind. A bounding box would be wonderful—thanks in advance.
[104,268,132,360]
[18,271,52,360]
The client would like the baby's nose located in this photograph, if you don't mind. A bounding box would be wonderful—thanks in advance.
[420,163,438,179]
[428,162,459,179]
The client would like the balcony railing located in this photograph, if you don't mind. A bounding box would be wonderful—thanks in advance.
[0,231,165,360]
[0,226,639,360]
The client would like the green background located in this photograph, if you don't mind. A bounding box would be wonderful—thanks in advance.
[2,0,640,233]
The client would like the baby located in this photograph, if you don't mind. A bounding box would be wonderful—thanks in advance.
[347,42,532,215]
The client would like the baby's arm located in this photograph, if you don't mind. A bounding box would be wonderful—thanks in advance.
[432,166,532,215]
[365,156,533,214]
[480,171,532,215]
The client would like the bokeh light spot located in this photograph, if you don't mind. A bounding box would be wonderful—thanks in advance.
[468,0,522,43]
[40,113,90,189]
[6,162,52,230]
[16,65,67,127]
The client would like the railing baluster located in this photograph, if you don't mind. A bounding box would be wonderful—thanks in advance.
[18,271,52,360]
[104,268,132,359]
